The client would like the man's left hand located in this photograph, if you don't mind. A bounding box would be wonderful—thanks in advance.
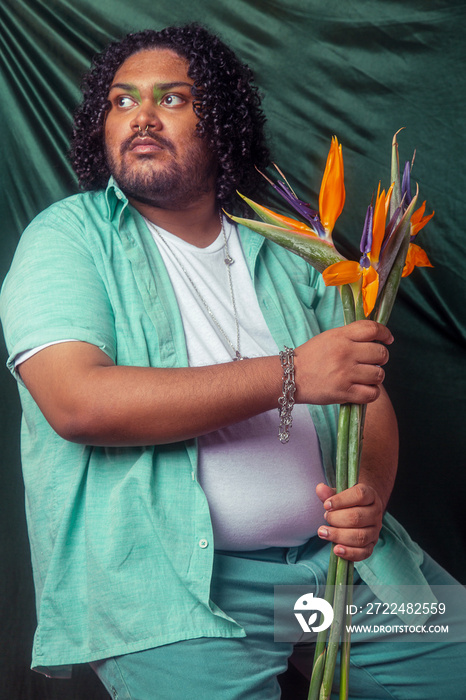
[315,482,384,562]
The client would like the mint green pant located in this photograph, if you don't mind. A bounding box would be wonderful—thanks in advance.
[91,539,466,699]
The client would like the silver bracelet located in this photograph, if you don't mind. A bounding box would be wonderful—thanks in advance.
[278,346,296,443]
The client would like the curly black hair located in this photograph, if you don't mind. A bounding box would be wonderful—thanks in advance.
[70,23,270,211]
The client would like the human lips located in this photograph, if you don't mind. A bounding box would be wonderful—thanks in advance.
[129,136,164,154]
[122,132,175,156]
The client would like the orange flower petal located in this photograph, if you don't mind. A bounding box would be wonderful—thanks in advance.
[410,200,427,225]
[402,243,434,277]
[384,183,394,216]
[322,260,361,286]
[361,266,379,317]
[410,201,434,237]
[257,207,317,235]
[370,184,389,264]
[319,137,346,235]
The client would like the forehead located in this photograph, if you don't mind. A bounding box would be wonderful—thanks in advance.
[110,48,191,88]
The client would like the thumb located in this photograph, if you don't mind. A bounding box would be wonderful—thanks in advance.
[316,482,336,504]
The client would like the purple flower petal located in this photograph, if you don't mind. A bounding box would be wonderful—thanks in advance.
[401,161,412,207]
[360,205,373,254]
[271,181,326,238]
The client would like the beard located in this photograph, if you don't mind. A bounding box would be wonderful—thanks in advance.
[105,132,217,209]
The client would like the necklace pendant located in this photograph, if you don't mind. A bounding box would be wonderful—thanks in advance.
[233,351,248,361]
[224,254,234,266]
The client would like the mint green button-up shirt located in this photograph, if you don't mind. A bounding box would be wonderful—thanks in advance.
[0,179,431,676]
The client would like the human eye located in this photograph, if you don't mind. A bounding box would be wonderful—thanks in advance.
[160,93,185,107]
[115,95,137,109]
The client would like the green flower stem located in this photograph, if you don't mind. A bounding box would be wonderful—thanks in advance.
[339,285,357,326]
[336,402,363,697]
[336,404,350,492]
[308,648,327,700]
[308,549,338,700]
[309,403,350,698]
[390,130,402,219]
[319,556,349,700]
[358,405,367,469]
[339,565,354,700]
[348,404,363,487]
[317,402,359,700]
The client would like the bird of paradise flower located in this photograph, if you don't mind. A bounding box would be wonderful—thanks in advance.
[230,134,433,324]
[321,183,393,317]
[227,132,434,700]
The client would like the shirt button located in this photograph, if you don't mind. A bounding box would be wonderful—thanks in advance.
[198,539,209,549]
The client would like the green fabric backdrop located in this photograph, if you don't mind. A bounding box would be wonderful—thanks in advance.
[1,1,465,698]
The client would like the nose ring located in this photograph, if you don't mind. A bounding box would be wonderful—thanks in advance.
[138,125,149,135]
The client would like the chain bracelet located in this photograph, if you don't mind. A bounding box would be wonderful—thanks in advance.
[278,346,296,443]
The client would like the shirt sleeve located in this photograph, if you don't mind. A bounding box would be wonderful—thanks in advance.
[0,202,116,381]
[14,340,80,368]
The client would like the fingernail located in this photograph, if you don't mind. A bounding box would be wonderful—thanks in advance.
[318,527,329,539]
[334,546,345,556]
[324,499,333,511]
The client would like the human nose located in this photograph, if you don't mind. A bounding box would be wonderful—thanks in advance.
[130,101,162,133]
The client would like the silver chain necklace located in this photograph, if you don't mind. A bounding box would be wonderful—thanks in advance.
[153,214,247,361]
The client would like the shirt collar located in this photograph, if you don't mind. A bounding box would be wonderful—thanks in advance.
[104,176,129,221]
[103,179,268,260]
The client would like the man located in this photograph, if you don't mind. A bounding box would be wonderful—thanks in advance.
[1,24,464,699]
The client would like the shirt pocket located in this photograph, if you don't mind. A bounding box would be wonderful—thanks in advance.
[293,281,318,310]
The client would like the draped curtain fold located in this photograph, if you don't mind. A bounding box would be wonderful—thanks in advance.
[1,1,465,697]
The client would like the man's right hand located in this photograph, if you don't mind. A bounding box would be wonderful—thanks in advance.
[293,320,394,406]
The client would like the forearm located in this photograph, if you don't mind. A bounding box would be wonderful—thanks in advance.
[358,385,399,511]
[78,360,285,445]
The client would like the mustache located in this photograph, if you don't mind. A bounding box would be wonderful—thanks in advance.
[120,132,176,155]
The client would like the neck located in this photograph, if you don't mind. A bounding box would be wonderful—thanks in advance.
[128,192,222,248]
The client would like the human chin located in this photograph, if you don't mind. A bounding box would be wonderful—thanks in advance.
[107,145,169,193]
[113,161,194,208]
[107,140,215,207]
